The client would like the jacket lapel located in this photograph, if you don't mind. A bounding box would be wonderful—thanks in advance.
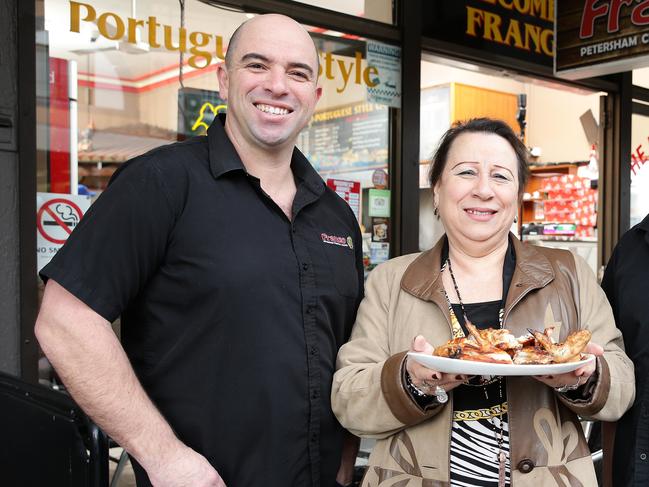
[400,238,452,330]
[503,237,555,325]
[401,234,556,332]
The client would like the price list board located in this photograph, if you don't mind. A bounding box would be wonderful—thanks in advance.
[298,102,389,175]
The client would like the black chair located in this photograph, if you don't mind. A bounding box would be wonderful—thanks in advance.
[0,370,109,487]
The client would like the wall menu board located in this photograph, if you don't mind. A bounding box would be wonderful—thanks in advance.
[297,102,389,176]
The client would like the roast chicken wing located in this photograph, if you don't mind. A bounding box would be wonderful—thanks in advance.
[432,322,514,364]
[529,328,592,363]
[432,322,591,365]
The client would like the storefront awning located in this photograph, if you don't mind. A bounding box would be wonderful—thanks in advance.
[78,129,177,164]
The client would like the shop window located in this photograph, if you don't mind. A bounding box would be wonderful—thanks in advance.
[418,56,601,274]
[36,0,397,275]
[631,113,649,227]
[633,67,649,90]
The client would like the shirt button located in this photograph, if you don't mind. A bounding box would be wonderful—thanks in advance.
[310,433,318,443]
[641,453,647,461]
[302,263,309,271]
[311,389,319,399]
[517,459,535,473]
[306,305,314,314]
[310,346,317,355]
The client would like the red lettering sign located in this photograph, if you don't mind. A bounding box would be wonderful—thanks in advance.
[580,0,649,39]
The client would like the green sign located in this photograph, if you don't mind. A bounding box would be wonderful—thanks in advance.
[368,189,391,217]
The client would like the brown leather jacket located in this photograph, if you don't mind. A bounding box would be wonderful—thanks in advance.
[332,235,635,486]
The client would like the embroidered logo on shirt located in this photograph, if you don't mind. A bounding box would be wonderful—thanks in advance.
[321,233,353,249]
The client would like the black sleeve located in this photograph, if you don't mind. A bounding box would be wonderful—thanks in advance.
[40,156,182,322]
[601,245,620,324]
[347,204,365,343]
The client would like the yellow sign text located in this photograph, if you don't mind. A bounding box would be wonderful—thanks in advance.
[70,1,225,69]
[466,4,554,56]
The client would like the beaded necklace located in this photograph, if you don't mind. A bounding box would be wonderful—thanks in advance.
[442,256,508,487]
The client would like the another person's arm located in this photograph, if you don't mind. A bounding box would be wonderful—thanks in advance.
[36,280,224,487]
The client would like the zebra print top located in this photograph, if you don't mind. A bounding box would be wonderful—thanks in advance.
[449,301,510,487]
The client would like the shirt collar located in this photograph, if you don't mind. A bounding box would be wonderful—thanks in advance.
[637,213,649,233]
[636,212,649,246]
[206,113,324,196]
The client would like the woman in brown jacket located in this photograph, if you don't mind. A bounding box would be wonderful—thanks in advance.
[332,118,635,487]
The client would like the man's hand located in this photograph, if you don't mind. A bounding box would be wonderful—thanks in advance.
[533,341,604,390]
[335,432,360,486]
[146,445,226,487]
[35,281,224,487]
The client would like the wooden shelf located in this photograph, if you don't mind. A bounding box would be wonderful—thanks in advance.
[520,163,580,228]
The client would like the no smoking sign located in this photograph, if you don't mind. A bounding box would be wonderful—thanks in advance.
[37,198,84,244]
[36,193,92,272]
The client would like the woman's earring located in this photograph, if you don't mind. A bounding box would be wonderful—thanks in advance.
[514,215,518,223]
[434,206,439,216]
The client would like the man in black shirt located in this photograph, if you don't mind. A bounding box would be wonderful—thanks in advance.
[35,14,363,487]
[602,213,649,487]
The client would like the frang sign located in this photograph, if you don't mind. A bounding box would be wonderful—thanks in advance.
[422,0,555,69]
[555,0,649,79]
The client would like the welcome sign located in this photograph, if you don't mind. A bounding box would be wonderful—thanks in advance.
[422,0,555,68]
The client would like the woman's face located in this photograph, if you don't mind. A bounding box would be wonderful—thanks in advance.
[434,132,520,247]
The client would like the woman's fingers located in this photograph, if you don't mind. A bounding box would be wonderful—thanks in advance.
[411,335,434,354]
[407,359,441,381]
[533,369,593,389]
[584,342,604,356]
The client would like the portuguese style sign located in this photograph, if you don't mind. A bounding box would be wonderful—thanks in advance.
[69,1,383,93]
[556,0,649,79]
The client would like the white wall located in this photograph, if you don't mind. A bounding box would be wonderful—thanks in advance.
[420,61,601,164]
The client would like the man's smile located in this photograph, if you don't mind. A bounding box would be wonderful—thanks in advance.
[254,103,293,116]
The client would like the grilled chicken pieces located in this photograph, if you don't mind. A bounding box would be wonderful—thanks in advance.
[433,321,591,365]
[528,328,592,363]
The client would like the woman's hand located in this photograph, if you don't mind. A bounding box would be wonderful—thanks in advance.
[405,335,469,394]
[532,342,604,391]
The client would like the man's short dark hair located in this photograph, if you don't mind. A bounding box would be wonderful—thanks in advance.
[224,17,320,75]
[224,21,245,68]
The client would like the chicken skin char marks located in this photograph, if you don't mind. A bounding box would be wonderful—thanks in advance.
[432,322,592,365]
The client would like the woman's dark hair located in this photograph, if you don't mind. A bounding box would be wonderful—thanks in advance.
[428,118,529,200]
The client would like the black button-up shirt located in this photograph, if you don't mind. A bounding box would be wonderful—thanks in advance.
[602,213,649,487]
[41,115,364,487]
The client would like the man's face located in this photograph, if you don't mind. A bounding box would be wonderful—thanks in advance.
[218,15,321,153]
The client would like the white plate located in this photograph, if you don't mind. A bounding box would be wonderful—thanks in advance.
[406,352,595,376]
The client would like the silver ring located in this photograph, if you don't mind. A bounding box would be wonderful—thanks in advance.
[434,385,448,404]
[555,379,581,393]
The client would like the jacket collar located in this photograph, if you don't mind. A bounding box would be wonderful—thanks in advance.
[206,113,324,196]
[636,213,649,246]
[401,233,555,315]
